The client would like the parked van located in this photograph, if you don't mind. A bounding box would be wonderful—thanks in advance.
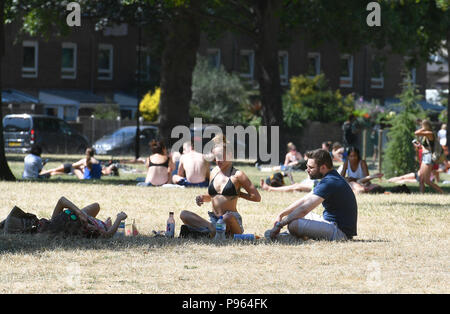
[3,114,89,154]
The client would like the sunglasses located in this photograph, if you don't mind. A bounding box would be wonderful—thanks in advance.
[64,209,77,221]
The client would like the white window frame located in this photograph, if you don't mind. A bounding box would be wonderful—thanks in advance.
[239,49,255,80]
[340,54,354,88]
[97,44,114,80]
[22,41,38,78]
[307,52,321,78]
[279,51,289,85]
[61,42,77,79]
[370,55,384,89]
[207,48,221,69]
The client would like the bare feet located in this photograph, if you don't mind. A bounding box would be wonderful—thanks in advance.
[260,179,270,191]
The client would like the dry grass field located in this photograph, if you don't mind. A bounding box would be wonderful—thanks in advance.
[0,154,449,294]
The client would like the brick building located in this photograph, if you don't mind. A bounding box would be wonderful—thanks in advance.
[1,19,427,122]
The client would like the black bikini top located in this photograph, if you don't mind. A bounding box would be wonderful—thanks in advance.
[208,167,238,197]
[149,157,169,168]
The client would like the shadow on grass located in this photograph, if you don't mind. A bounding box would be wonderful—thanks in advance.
[16,177,141,186]
[0,233,390,254]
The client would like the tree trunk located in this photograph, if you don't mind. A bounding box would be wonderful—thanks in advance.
[0,1,16,181]
[159,5,201,147]
[447,30,449,148]
[254,0,286,164]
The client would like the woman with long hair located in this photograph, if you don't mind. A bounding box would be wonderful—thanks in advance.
[138,140,174,186]
[180,134,261,237]
[339,147,384,194]
[40,148,118,179]
[414,120,444,193]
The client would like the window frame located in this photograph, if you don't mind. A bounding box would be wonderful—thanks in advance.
[97,43,114,80]
[370,54,385,89]
[61,42,77,79]
[207,48,221,69]
[279,51,289,86]
[22,41,39,78]
[239,49,255,80]
[307,52,321,78]
[339,54,354,88]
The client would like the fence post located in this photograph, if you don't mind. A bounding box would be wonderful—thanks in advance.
[377,129,383,173]
[90,115,95,145]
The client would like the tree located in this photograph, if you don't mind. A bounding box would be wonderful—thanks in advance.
[376,0,450,144]
[0,0,17,180]
[383,76,424,177]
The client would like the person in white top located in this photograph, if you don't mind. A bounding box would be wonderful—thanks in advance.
[339,147,384,194]
[22,144,49,179]
[437,124,447,147]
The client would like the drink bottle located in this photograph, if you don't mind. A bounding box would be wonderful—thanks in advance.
[166,212,175,238]
[214,216,226,240]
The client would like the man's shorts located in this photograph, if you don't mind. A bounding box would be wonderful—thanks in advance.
[208,211,244,233]
[177,177,209,187]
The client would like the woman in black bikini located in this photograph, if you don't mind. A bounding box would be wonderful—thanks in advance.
[180,135,261,237]
[140,140,174,186]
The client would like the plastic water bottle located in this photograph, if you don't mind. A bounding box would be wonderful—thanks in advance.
[214,216,226,240]
[116,221,125,237]
[166,212,175,238]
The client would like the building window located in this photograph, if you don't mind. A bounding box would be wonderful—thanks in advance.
[61,43,77,79]
[239,50,254,80]
[370,55,384,89]
[307,52,321,77]
[207,48,221,69]
[340,54,353,88]
[98,44,113,80]
[136,46,151,82]
[279,51,289,85]
[22,41,38,78]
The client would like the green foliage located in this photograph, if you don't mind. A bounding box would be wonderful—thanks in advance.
[189,57,251,124]
[282,74,354,128]
[93,103,120,120]
[383,76,424,178]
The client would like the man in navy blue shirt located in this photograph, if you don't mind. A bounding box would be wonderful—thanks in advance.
[268,149,357,241]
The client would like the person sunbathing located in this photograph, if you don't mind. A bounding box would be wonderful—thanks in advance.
[37,196,127,238]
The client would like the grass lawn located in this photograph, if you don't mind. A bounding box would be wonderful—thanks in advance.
[0,154,449,293]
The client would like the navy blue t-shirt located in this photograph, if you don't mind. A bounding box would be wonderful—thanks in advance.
[313,169,358,238]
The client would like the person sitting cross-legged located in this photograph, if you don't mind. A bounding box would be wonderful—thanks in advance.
[267,149,358,242]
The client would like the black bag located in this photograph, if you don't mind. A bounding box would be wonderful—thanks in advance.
[390,184,411,194]
[0,206,40,234]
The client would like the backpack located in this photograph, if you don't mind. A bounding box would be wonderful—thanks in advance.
[426,134,445,164]
[0,206,40,234]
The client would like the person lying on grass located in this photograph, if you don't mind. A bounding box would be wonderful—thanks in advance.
[267,149,357,241]
[38,196,127,238]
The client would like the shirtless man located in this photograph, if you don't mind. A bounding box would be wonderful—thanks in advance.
[172,140,210,187]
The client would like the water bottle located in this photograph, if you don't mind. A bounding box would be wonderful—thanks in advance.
[166,212,175,238]
[214,216,226,240]
[116,221,125,237]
